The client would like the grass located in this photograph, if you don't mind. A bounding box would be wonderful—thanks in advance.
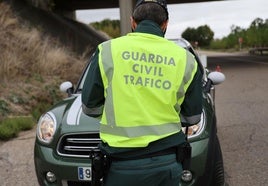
[0,2,87,140]
[0,4,84,82]
[0,116,35,140]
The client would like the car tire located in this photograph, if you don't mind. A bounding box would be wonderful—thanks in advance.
[211,136,225,186]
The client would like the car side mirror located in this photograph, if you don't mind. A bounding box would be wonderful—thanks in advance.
[204,71,225,93]
[208,71,225,85]
[60,81,74,96]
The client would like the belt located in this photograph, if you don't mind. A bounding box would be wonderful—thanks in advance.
[111,147,177,161]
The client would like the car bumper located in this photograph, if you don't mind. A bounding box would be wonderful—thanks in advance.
[34,143,92,186]
[35,137,210,186]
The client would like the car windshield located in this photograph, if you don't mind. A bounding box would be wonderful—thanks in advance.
[76,62,91,93]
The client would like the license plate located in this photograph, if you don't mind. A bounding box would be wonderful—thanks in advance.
[78,167,91,181]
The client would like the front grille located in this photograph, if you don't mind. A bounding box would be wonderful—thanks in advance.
[57,132,101,158]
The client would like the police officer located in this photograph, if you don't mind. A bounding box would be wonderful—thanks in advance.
[82,0,203,185]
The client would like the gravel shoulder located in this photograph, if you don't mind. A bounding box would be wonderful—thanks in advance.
[0,126,38,186]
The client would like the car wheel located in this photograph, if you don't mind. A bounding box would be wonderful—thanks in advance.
[211,136,225,186]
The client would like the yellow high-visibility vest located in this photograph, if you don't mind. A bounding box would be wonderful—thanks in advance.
[98,32,197,147]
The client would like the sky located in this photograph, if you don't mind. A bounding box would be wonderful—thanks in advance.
[76,0,268,39]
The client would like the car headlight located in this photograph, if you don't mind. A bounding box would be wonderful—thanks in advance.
[37,112,57,143]
[182,110,205,138]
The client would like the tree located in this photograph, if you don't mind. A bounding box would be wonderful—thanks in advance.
[181,27,198,43]
[182,25,214,47]
[250,17,266,28]
[196,25,214,46]
[90,19,120,38]
[247,18,268,46]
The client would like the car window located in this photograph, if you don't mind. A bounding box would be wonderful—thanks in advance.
[173,39,204,75]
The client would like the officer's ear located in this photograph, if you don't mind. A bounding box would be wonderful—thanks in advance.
[130,16,137,31]
[160,20,168,33]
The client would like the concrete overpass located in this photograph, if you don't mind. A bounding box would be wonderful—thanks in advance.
[27,0,222,35]
[54,0,221,35]
[53,0,221,10]
[11,0,221,56]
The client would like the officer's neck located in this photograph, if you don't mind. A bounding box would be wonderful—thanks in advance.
[134,20,165,37]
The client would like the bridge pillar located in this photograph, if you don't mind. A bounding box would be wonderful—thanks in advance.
[119,0,135,35]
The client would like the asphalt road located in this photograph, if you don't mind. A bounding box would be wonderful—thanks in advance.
[206,53,268,186]
[0,52,267,186]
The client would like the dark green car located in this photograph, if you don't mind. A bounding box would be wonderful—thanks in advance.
[34,38,225,186]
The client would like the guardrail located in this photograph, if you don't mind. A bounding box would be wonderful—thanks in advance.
[249,47,268,55]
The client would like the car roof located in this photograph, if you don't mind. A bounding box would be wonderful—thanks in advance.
[171,38,192,49]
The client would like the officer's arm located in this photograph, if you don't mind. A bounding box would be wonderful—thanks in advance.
[82,49,105,117]
[180,67,203,126]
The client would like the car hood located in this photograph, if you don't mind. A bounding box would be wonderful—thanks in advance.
[52,94,101,134]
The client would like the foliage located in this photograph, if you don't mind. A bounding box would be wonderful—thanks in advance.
[31,102,52,121]
[197,25,214,46]
[181,17,267,50]
[209,18,268,49]
[247,18,268,47]
[181,27,198,44]
[0,100,9,118]
[182,25,214,47]
[0,116,35,140]
[90,19,120,38]
[30,84,63,121]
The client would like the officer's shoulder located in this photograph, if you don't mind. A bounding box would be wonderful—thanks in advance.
[101,35,127,45]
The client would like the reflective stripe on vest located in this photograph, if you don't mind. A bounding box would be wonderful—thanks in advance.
[174,51,197,112]
[98,34,197,147]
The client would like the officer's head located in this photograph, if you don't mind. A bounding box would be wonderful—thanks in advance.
[131,0,169,34]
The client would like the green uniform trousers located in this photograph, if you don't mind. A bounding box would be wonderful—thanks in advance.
[103,154,182,186]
